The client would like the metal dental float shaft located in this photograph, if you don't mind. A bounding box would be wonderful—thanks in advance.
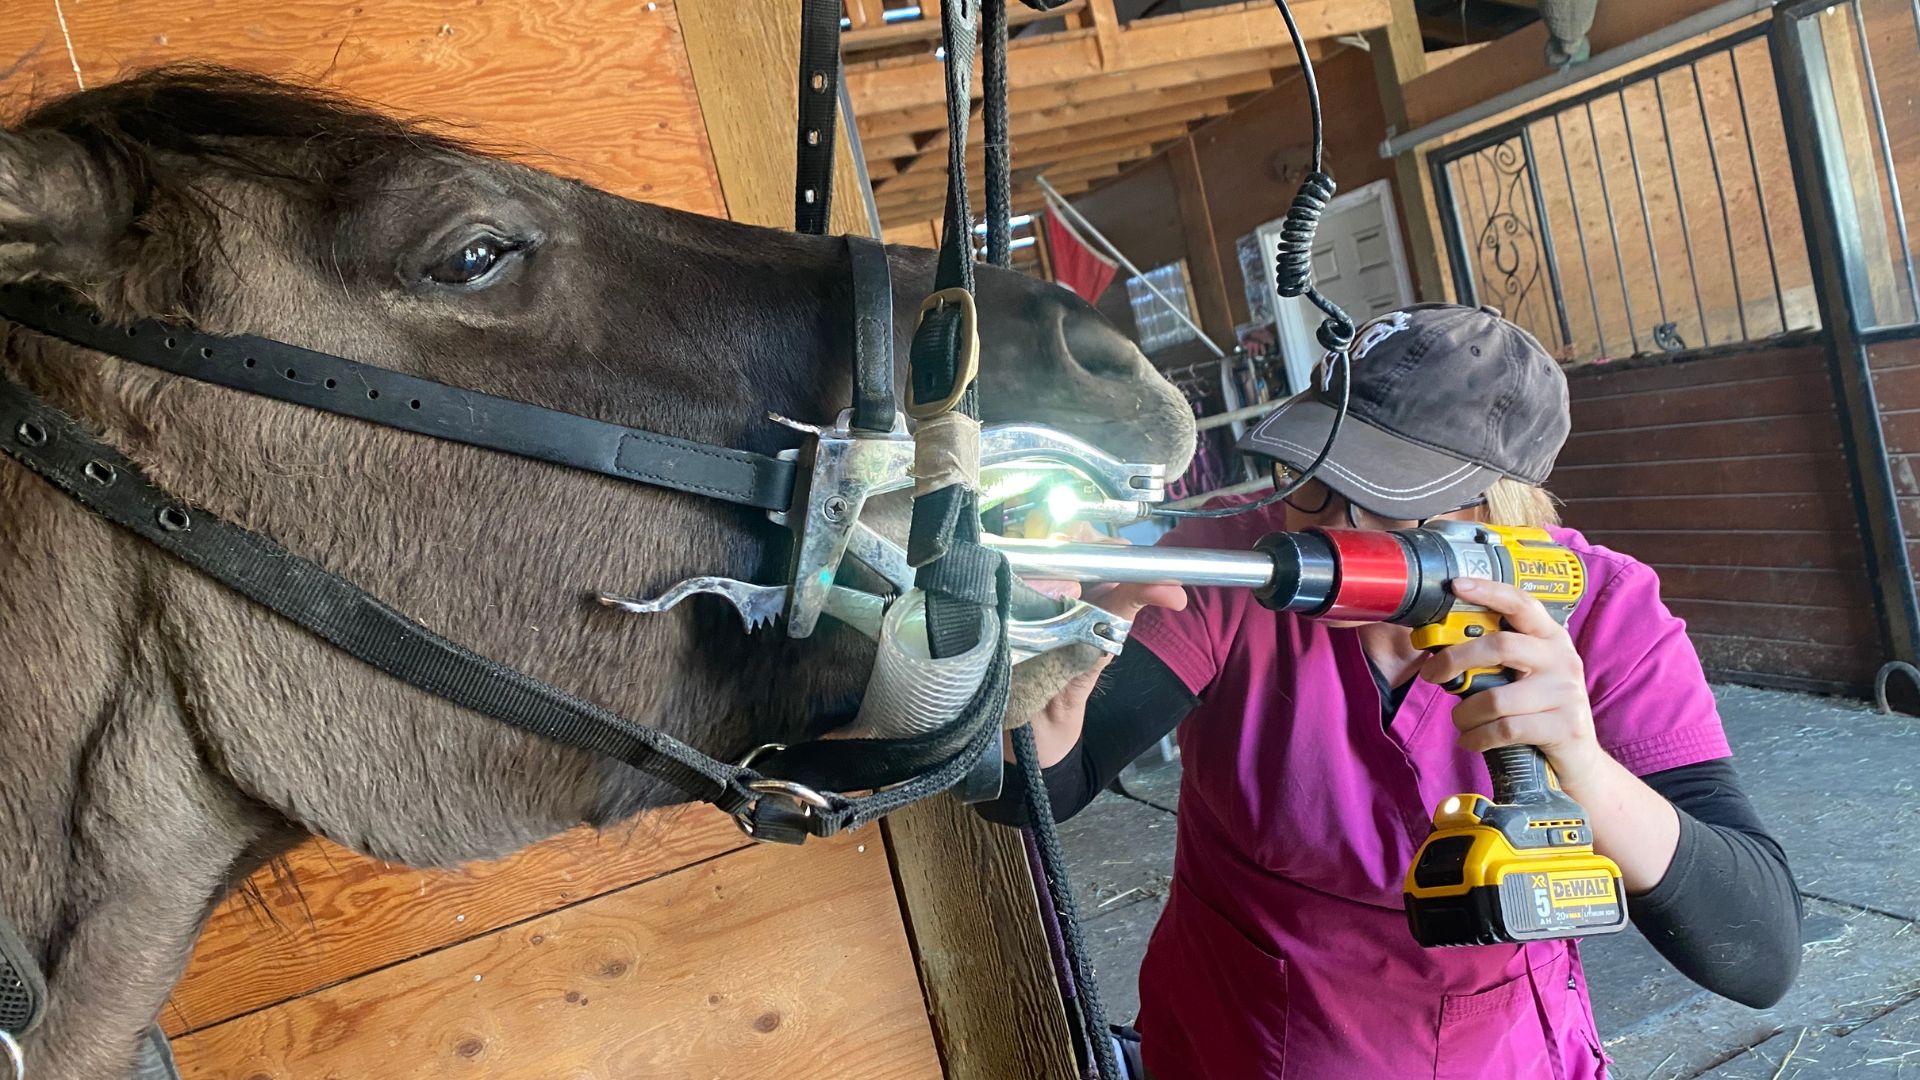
[985,533,1341,614]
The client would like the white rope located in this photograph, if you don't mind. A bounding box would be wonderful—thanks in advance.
[51,0,85,90]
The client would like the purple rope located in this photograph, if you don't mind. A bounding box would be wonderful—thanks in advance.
[1024,827,1078,996]
[1024,828,1103,1080]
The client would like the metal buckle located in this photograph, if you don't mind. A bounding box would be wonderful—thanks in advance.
[1,1029,23,1080]
[731,744,834,842]
[906,288,980,420]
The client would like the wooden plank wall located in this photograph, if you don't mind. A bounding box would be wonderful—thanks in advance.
[0,0,725,218]
[1,4,950,1078]
[1553,342,1881,693]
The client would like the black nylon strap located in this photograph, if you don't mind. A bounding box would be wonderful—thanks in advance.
[0,375,759,809]
[0,375,1016,843]
[982,0,1013,270]
[932,0,978,298]
[794,0,844,234]
[846,235,897,432]
[0,285,798,513]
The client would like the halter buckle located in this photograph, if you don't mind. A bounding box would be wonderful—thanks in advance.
[731,744,835,845]
[906,288,980,420]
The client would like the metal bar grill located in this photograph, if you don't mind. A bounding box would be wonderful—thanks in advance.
[1430,23,1821,360]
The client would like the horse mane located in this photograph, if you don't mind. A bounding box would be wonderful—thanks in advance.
[13,64,493,200]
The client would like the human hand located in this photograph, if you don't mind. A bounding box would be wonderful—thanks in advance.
[1417,577,1604,790]
[1016,523,1187,767]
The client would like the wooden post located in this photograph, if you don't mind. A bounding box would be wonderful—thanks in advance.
[1167,135,1237,345]
[1086,0,1121,71]
[680,0,874,235]
[883,796,1081,1080]
[1366,0,1452,301]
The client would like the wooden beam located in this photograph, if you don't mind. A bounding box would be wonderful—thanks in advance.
[877,158,1136,223]
[1366,0,1448,300]
[680,0,871,234]
[860,66,1271,166]
[867,96,1231,180]
[875,145,1152,211]
[1088,0,1122,68]
[847,0,1378,114]
[883,798,1079,1080]
[844,0,1084,53]
[1401,0,1730,128]
[873,122,1192,199]
[1167,135,1236,345]
[1115,0,1387,70]
[857,45,1302,138]
[864,68,1267,184]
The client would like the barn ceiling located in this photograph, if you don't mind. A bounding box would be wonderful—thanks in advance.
[844,0,1392,244]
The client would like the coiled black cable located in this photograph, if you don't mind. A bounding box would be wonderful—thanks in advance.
[1154,0,1355,521]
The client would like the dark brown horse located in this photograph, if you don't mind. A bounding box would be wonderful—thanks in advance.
[0,68,1193,1078]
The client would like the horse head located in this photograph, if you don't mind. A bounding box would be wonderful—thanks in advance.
[0,66,1195,1078]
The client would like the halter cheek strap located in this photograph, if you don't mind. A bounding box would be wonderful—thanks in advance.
[0,285,798,512]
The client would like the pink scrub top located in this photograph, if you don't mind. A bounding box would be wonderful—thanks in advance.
[1126,504,1732,1080]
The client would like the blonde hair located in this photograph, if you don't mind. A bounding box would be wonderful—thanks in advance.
[1480,478,1561,528]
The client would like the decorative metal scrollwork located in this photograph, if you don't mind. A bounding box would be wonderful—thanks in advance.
[1468,140,1545,325]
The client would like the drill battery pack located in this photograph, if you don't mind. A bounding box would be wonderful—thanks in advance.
[1403,794,1628,948]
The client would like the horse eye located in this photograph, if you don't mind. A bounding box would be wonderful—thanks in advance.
[428,235,517,285]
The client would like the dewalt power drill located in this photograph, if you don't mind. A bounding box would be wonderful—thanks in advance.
[1248,520,1629,947]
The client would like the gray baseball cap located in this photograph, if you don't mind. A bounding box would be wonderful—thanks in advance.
[1236,303,1570,520]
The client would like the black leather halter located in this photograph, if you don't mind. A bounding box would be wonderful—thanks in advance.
[0,231,1000,816]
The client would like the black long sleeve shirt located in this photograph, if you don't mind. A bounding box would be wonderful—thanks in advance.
[980,645,1803,1009]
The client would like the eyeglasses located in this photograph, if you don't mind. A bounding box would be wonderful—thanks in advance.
[1275,465,1484,530]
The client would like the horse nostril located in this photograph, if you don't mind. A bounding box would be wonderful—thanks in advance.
[1062,311,1148,378]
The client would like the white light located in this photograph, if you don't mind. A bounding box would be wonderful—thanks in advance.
[1442,796,1462,816]
[973,214,1035,234]
[1046,485,1082,523]
[882,5,923,21]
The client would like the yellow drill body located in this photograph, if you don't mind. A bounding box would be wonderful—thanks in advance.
[1400,524,1629,947]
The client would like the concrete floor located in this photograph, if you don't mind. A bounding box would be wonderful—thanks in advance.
[1057,684,1920,1079]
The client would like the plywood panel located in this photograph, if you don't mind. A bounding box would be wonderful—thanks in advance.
[0,0,726,217]
[166,808,748,1036]
[170,836,944,1080]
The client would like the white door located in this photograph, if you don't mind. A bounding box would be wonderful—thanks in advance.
[1255,180,1416,394]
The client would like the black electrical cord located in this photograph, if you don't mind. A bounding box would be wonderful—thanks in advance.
[1153,0,1355,522]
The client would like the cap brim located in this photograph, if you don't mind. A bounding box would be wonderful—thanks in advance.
[1236,396,1498,520]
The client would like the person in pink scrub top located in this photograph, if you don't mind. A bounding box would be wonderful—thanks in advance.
[982,304,1802,1080]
